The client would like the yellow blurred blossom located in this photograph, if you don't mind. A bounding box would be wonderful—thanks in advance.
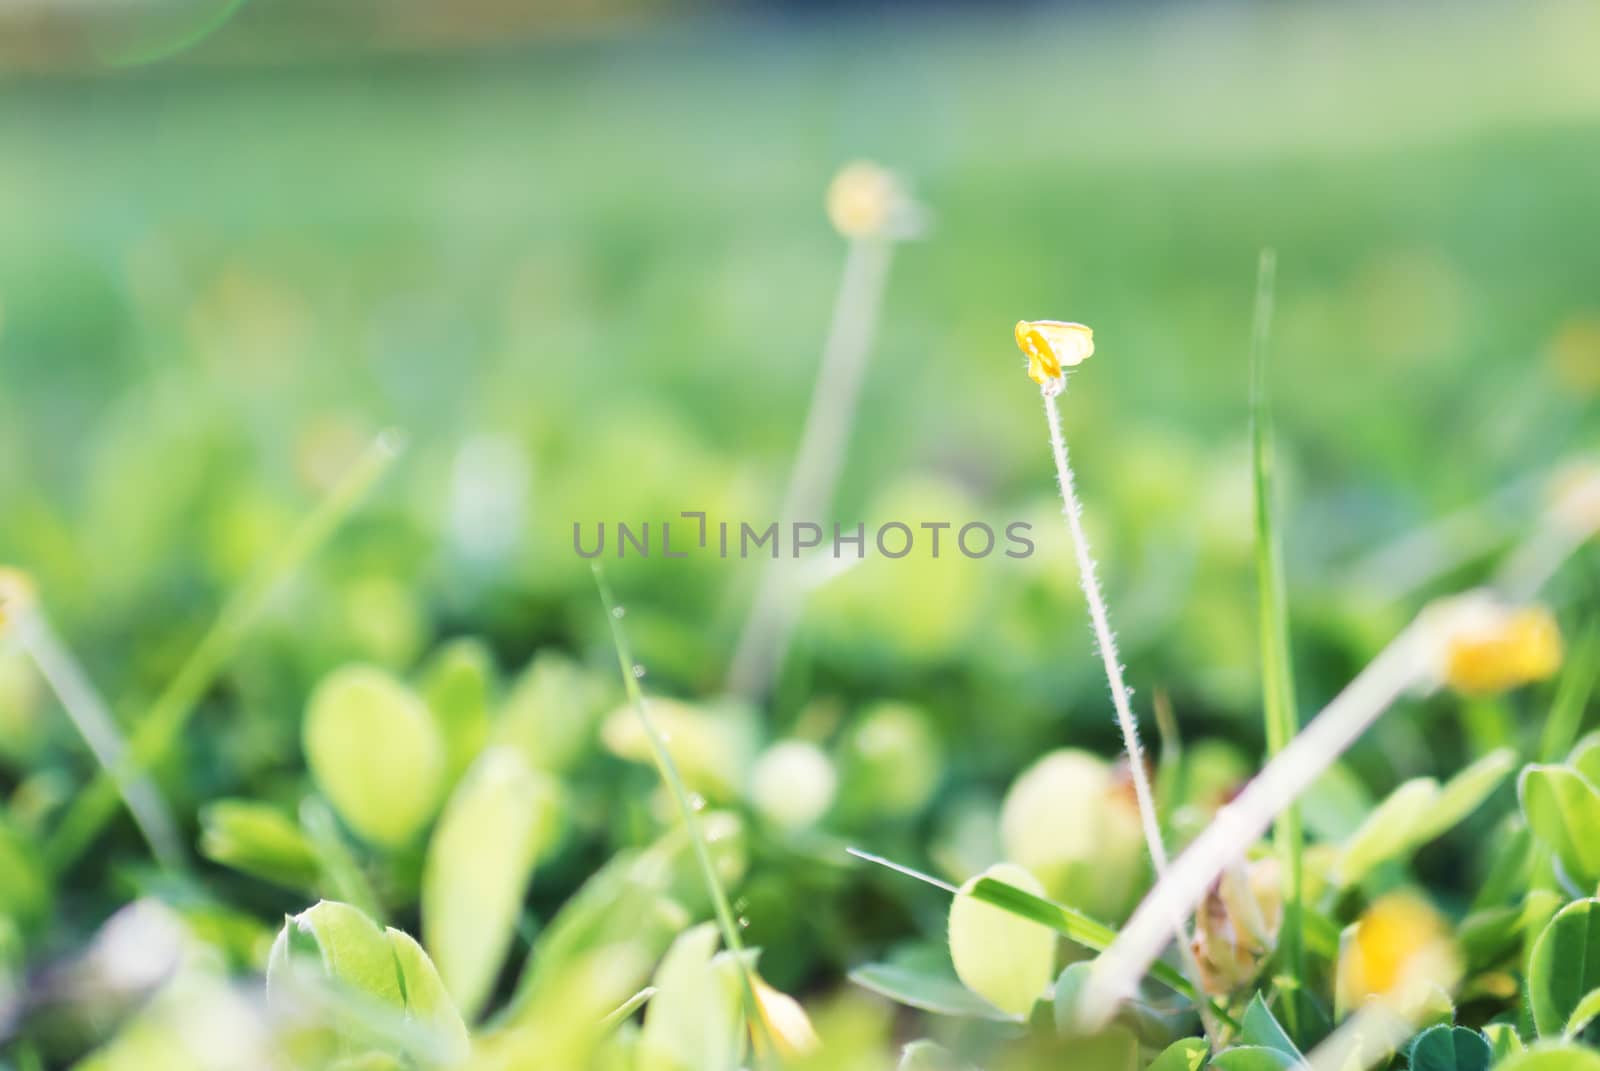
[753,975,821,1058]
[1547,314,1600,394]
[1420,591,1563,697]
[1191,859,1282,996]
[825,161,921,240]
[1014,320,1094,388]
[1336,892,1460,1014]
[0,568,36,632]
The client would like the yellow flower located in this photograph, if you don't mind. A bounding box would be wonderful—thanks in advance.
[825,161,920,241]
[1014,320,1094,387]
[1336,892,1460,1015]
[752,975,821,1058]
[1443,606,1562,697]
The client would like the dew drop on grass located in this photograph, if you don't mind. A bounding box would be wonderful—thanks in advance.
[631,663,646,679]
[738,916,750,929]
[688,793,706,811]
[611,605,626,618]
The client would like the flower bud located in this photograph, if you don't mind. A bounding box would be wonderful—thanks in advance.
[999,750,1146,920]
[749,740,837,830]
[1190,858,1282,995]
[1336,892,1461,1017]
[1420,591,1562,696]
[826,161,921,240]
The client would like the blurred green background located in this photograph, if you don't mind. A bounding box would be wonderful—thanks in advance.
[1,0,1599,1058]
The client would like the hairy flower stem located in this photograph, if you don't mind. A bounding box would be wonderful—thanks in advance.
[1041,386,1214,1039]
[1079,620,1432,1028]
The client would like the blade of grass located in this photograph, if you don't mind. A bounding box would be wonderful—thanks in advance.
[1538,624,1599,762]
[1248,248,1306,1041]
[844,845,1238,1028]
[46,431,405,874]
[4,595,183,870]
[593,563,773,1064]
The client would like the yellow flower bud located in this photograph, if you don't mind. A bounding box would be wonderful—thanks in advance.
[1336,892,1460,1015]
[948,863,1056,1017]
[825,161,920,240]
[1014,320,1094,387]
[1422,592,1563,696]
[753,975,820,1058]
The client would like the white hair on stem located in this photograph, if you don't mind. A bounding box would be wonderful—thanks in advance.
[1077,618,1434,1027]
[1039,382,1215,1037]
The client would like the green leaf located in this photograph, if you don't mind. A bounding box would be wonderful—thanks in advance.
[198,799,320,890]
[419,638,496,783]
[1209,1045,1300,1070]
[1496,1045,1600,1071]
[1529,899,1600,1039]
[899,1039,978,1071]
[1407,1024,1490,1071]
[1565,988,1600,1038]
[386,927,471,1068]
[1336,777,1439,886]
[423,746,557,1021]
[304,665,445,848]
[637,923,744,1071]
[848,962,1014,1021]
[1412,747,1518,843]
[1148,1037,1209,1071]
[1569,733,1600,789]
[280,900,404,1007]
[1240,994,1303,1059]
[1519,766,1600,890]
[1482,1023,1525,1060]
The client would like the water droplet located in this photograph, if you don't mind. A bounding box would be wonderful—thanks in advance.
[611,605,626,618]
[688,793,706,812]
[631,664,646,679]
[737,916,750,929]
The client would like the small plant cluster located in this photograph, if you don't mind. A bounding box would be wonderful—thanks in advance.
[0,158,1597,1071]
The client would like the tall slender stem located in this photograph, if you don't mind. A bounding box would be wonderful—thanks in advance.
[1041,387,1213,1039]
[727,238,893,699]
[1249,248,1305,1039]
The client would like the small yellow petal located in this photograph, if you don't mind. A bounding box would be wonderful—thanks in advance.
[1015,320,1094,386]
[752,976,820,1058]
[1444,606,1563,697]
[826,162,917,240]
[1336,893,1460,1013]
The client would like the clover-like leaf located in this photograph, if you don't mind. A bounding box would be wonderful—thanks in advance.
[1520,766,1600,890]
[1408,1024,1491,1071]
[1529,899,1600,1040]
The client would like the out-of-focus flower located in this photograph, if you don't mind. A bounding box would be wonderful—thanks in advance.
[826,161,923,240]
[753,975,821,1058]
[1548,458,1600,533]
[948,862,1056,1017]
[1014,320,1094,388]
[999,749,1145,920]
[748,740,836,830]
[1336,892,1460,1015]
[1547,314,1600,394]
[1420,591,1562,696]
[0,567,36,631]
[1191,859,1282,996]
